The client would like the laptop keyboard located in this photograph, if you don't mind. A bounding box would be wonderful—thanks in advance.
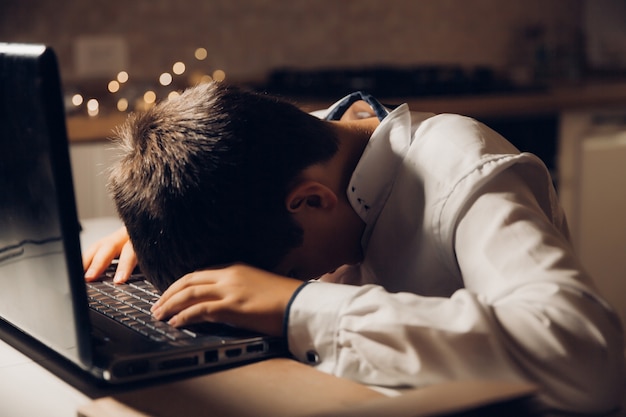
[86,267,197,343]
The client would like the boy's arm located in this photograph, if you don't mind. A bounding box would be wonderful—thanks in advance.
[83,226,137,283]
[151,264,302,337]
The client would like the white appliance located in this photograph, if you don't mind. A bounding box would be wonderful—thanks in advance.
[559,109,626,330]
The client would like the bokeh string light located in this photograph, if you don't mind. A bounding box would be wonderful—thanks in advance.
[71,94,83,106]
[117,71,129,83]
[159,72,173,86]
[86,98,99,117]
[69,47,226,116]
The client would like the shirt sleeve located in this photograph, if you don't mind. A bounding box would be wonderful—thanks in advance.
[286,167,625,414]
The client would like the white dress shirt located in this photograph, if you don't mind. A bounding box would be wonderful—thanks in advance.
[287,97,625,413]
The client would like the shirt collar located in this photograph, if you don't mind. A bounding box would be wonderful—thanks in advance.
[347,103,413,249]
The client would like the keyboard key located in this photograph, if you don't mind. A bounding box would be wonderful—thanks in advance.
[87,275,196,342]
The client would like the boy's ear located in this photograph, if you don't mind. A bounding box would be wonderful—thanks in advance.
[286,181,338,213]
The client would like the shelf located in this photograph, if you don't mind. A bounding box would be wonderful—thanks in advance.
[67,81,626,142]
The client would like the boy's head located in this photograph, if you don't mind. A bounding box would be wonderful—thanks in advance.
[109,82,338,291]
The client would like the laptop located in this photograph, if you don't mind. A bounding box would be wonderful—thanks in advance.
[0,43,285,384]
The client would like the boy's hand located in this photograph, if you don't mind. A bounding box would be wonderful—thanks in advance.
[83,226,137,284]
[151,264,302,337]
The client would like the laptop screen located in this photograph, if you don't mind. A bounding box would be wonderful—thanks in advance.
[0,43,92,368]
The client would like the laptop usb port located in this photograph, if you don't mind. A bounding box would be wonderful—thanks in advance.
[246,343,265,354]
[205,350,219,363]
[158,356,198,370]
[225,347,242,358]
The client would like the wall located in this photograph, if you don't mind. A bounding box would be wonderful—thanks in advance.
[1,0,583,84]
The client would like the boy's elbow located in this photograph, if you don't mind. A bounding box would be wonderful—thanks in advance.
[553,351,625,414]
[539,328,625,413]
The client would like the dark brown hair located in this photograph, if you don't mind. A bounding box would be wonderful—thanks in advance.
[109,82,338,291]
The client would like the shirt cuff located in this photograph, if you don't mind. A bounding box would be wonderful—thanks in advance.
[282,280,312,341]
[284,280,363,370]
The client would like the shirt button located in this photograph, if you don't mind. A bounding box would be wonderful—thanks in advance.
[305,350,320,365]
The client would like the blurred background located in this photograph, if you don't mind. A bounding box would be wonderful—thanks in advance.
[1,0,626,330]
[0,1,594,97]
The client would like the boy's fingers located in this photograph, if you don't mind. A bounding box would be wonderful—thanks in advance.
[167,303,215,328]
[83,226,131,281]
[84,248,115,281]
[82,245,96,270]
[113,242,137,284]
